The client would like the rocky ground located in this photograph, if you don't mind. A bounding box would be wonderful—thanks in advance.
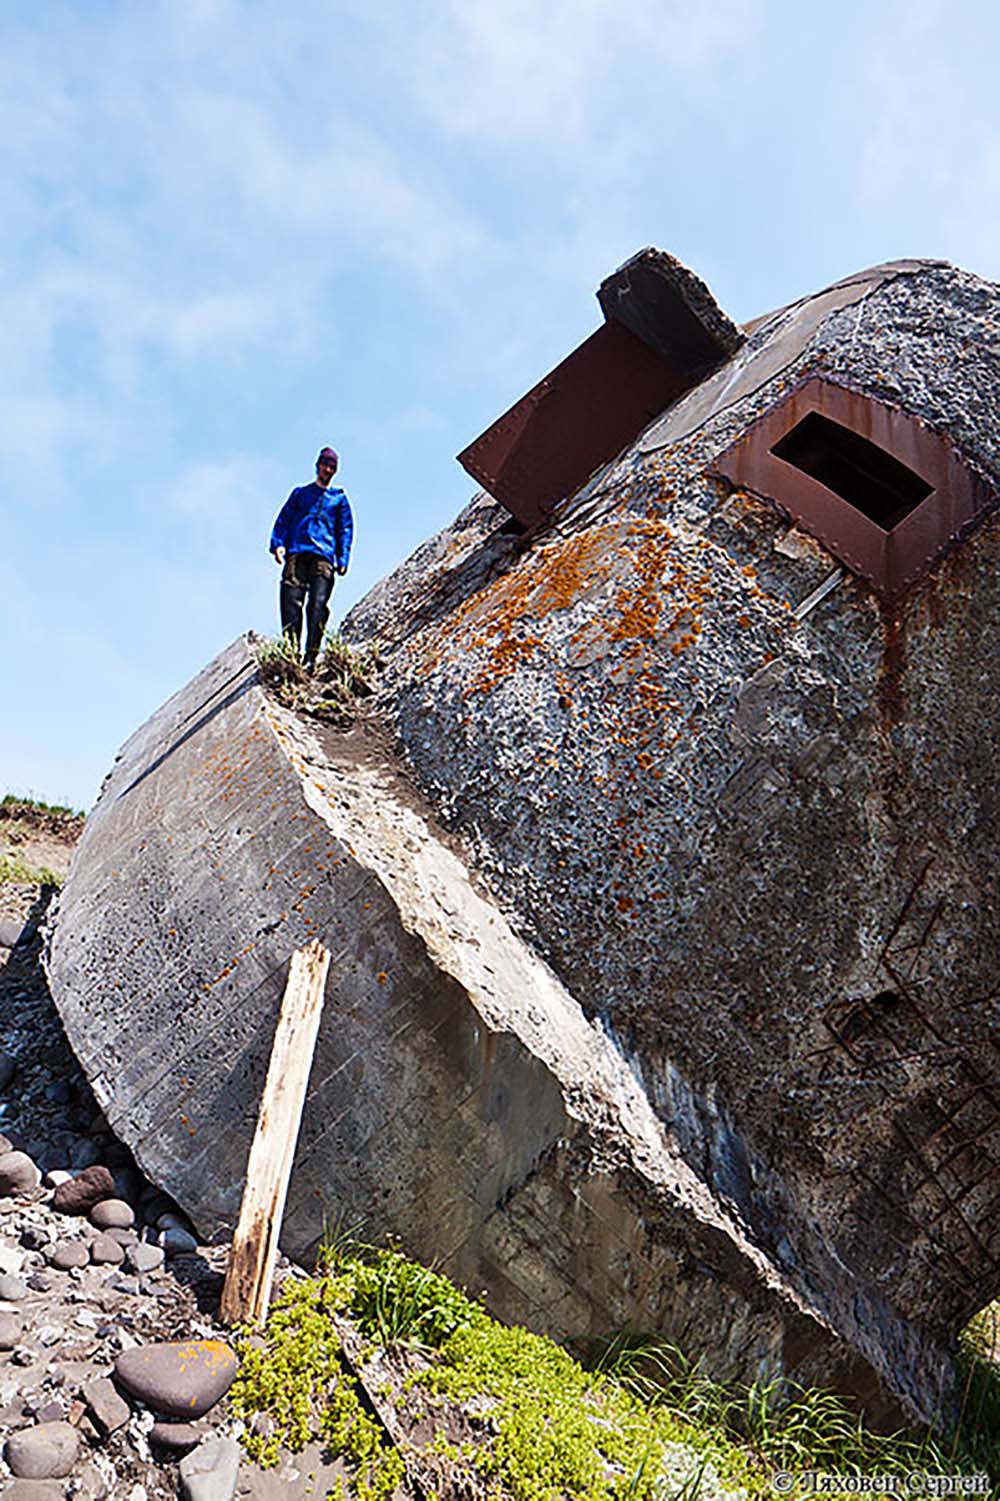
[0,812,321,1501]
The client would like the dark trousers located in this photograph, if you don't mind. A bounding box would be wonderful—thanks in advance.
[280,552,335,663]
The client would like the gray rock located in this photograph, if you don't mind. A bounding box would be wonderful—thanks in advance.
[0,918,23,947]
[125,1242,164,1274]
[36,1326,62,1347]
[179,1437,241,1501]
[0,1152,41,1196]
[5,1421,80,1479]
[111,1276,140,1295]
[104,1227,138,1247]
[47,1242,89,1271]
[26,1272,52,1293]
[0,1271,28,1300]
[0,1242,25,1273]
[76,1461,109,1501]
[51,1165,114,1215]
[31,1401,65,1425]
[155,1212,192,1233]
[82,1375,130,1434]
[111,1167,143,1202]
[90,1199,134,1230]
[0,1308,20,1346]
[3,1481,69,1500]
[161,1227,198,1257]
[42,1170,73,1189]
[114,1339,238,1419]
[90,1234,125,1265]
[149,1420,203,1452]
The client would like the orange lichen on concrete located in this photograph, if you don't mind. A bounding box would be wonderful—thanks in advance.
[413,520,626,695]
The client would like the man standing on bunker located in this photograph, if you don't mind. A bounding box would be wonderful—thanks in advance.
[269,447,354,671]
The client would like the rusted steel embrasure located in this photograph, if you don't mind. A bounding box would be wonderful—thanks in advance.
[710,377,998,596]
[458,246,744,530]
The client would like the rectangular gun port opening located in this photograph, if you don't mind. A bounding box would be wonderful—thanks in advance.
[771,411,934,531]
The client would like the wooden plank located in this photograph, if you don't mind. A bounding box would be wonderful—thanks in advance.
[220,940,331,1325]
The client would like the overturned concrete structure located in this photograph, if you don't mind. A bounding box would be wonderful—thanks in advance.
[48,253,1000,1428]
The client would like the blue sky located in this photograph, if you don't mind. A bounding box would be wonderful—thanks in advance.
[2,0,998,811]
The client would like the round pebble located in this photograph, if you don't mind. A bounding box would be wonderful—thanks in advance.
[115,1339,237,1419]
[5,1420,80,1479]
[105,1227,138,1248]
[0,1309,20,1348]
[0,1152,41,1196]
[125,1243,164,1275]
[90,1234,125,1266]
[0,1272,28,1300]
[70,1139,102,1170]
[48,1242,89,1271]
[161,1227,198,1257]
[149,1420,203,1452]
[90,1199,134,1231]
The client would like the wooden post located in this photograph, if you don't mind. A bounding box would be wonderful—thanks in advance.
[220,940,330,1326]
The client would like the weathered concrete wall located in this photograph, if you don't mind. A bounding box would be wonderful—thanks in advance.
[48,637,915,1423]
[342,260,1000,1420]
[47,257,1000,1431]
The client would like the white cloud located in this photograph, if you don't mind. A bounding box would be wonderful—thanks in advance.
[398,0,760,144]
[165,455,275,525]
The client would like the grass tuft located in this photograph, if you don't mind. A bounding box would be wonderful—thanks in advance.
[254,631,380,726]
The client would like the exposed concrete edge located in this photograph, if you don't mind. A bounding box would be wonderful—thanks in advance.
[264,690,946,1423]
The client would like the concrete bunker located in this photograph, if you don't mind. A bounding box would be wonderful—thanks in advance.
[47,250,1000,1433]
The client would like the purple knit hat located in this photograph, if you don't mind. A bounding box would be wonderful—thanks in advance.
[316,446,339,468]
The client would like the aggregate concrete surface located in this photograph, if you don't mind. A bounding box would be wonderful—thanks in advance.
[44,256,1000,1432]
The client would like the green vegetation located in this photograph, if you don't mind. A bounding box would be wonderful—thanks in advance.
[230,1275,404,1501]
[229,1241,1000,1500]
[0,793,82,818]
[0,793,82,886]
[255,631,379,725]
[0,852,63,887]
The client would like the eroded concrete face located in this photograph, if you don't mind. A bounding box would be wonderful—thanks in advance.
[48,259,1000,1430]
[341,262,1000,1421]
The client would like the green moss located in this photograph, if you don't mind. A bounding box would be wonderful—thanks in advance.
[230,1248,1000,1501]
[229,1277,403,1501]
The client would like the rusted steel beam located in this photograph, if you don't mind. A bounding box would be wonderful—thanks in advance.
[457,247,744,530]
[457,321,690,530]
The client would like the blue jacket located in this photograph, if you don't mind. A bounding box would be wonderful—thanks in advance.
[270,484,354,571]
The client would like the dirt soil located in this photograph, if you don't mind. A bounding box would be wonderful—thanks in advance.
[0,801,84,890]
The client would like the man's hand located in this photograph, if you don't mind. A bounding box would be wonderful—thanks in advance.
[337,565,347,576]
[274,547,286,566]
